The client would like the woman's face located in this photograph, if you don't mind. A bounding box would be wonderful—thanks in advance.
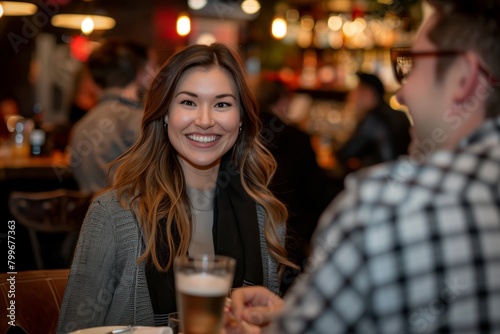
[166,65,241,174]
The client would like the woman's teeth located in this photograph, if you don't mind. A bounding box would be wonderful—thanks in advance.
[188,135,219,143]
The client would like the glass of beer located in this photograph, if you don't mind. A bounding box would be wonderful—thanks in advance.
[174,255,236,334]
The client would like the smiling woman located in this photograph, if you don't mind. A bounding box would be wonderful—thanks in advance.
[166,66,241,176]
[57,43,298,333]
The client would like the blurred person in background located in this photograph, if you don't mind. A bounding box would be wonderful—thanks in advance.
[335,72,412,174]
[57,43,297,332]
[255,76,341,290]
[68,65,99,126]
[67,38,156,194]
[225,0,500,333]
[51,66,100,152]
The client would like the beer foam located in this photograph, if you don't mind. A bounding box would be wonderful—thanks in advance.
[176,273,230,296]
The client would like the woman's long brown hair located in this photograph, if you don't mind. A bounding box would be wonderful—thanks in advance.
[108,43,296,275]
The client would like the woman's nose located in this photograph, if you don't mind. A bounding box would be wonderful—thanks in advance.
[194,106,215,129]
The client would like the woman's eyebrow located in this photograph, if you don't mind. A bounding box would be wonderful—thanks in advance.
[175,91,236,100]
[215,93,236,99]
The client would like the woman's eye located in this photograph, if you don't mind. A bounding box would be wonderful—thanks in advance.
[180,100,195,106]
[215,102,231,108]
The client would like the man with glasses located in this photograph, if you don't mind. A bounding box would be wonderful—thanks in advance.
[225,1,500,333]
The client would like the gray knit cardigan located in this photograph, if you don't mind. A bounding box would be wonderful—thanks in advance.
[57,191,282,334]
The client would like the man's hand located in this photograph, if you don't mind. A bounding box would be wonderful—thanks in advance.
[223,286,284,334]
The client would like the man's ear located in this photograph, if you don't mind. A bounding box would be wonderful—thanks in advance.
[451,52,481,103]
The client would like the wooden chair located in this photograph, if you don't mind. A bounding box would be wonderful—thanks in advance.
[0,269,70,334]
[9,189,92,269]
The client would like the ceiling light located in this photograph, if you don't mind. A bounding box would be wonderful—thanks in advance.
[51,14,115,32]
[176,13,190,37]
[188,0,207,10]
[272,17,287,39]
[80,16,94,35]
[241,0,260,15]
[0,1,37,16]
[51,0,115,34]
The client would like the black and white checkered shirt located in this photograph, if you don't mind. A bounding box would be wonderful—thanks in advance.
[272,117,500,333]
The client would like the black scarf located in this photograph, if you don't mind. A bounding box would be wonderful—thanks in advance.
[146,155,264,317]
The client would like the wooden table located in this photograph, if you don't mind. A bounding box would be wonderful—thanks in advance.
[0,152,73,182]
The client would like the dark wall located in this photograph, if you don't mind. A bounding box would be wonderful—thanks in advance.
[0,15,35,117]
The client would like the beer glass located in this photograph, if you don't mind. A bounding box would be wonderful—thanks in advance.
[168,312,181,334]
[174,255,235,334]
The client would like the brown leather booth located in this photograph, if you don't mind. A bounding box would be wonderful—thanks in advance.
[0,269,69,334]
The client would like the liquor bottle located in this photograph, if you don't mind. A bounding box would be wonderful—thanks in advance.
[30,103,46,156]
[12,119,30,158]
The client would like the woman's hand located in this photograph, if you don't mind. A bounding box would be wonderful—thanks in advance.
[223,286,284,334]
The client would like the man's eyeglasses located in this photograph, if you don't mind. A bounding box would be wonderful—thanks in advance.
[390,47,498,85]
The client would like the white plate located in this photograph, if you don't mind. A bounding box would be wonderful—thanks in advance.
[69,326,173,334]
[69,326,127,334]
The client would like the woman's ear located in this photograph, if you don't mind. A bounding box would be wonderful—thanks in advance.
[163,115,169,132]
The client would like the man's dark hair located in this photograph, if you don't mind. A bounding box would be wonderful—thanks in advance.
[255,77,290,112]
[356,72,385,102]
[87,38,148,89]
[427,0,500,117]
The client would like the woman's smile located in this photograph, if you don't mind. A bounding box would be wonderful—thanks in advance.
[186,134,221,144]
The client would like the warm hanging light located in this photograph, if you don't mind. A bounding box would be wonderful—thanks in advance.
[176,13,191,37]
[187,0,207,10]
[241,0,260,15]
[0,1,37,17]
[51,14,115,32]
[272,17,287,39]
[51,0,115,33]
[81,16,94,35]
